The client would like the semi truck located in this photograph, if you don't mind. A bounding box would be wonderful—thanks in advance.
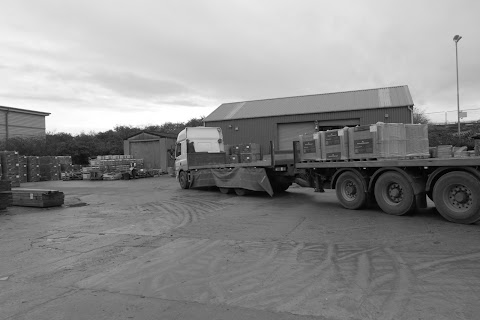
[175,126,480,225]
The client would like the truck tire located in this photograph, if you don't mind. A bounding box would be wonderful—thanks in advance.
[335,171,367,210]
[234,188,249,196]
[432,171,480,224]
[374,171,415,216]
[219,187,231,194]
[179,171,189,189]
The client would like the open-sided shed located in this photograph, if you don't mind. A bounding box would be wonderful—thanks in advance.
[124,131,177,172]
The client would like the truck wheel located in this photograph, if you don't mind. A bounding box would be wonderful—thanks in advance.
[335,171,367,210]
[234,188,249,196]
[374,171,415,216]
[179,171,189,189]
[219,187,231,194]
[432,171,480,224]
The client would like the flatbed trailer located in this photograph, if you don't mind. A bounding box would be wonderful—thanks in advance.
[293,141,480,224]
[177,142,296,196]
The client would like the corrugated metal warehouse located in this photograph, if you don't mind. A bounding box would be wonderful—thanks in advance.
[204,85,414,152]
[0,106,50,141]
[124,131,177,172]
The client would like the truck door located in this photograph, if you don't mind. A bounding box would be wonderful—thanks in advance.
[174,141,188,177]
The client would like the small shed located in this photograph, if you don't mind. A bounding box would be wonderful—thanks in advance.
[124,131,177,172]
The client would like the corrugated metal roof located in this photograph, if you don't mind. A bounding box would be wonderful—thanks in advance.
[204,85,413,122]
[0,105,50,116]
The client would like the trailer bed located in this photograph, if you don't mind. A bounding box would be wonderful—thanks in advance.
[295,157,480,169]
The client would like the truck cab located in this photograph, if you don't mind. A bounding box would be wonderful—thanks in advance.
[175,127,224,178]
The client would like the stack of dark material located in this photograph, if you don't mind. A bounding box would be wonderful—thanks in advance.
[239,143,262,163]
[39,156,60,181]
[0,180,12,210]
[0,151,21,187]
[224,144,240,164]
[27,156,41,182]
[18,155,28,183]
[11,188,64,208]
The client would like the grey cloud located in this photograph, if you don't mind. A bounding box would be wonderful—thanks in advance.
[89,71,192,99]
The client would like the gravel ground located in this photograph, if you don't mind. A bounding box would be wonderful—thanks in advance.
[0,176,479,320]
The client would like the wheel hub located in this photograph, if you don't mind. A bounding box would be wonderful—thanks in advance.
[344,181,357,199]
[388,183,403,203]
[449,185,472,209]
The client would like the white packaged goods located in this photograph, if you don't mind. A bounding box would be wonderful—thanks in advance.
[405,124,429,158]
[348,123,406,160]
[299,133,322,161]
[320,128,349,160]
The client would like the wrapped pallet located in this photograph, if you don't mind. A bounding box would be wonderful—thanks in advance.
[39,156,60,181]
[19,155,28,183]
[348,123,406,160]
[0,151,21,187]
[0,180,12,210]
[320,128,349,160]
[299,133,321,161]
[405,124,429,158]
[27,156,41,182]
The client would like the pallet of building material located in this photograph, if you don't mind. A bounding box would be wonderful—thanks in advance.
[57,156,73,172]
[18,155,28,183]
[39,156,60,181]
[0,180,13,210]
[453,146,469,158]
[0,151,21,187]
[26,156,41,182]
[321,128,349,160]
[348,123,406,160]
[433,145,453,158]
[405,124,430,158]
[299,132,322,161]
[240,153,262,163]
[10,189,64,208]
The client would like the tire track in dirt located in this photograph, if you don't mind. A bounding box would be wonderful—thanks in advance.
[103,198,231,235]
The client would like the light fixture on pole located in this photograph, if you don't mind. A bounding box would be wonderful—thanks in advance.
[453,34,462,140]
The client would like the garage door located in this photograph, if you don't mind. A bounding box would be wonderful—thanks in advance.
[130,140,161,169]
[277,119,360,151]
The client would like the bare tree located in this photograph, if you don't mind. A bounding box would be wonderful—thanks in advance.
[413,107,430,124]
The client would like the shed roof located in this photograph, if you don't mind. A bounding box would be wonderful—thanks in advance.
[204,85,413,122]
[125,130,177,140]
[0,105,50,116]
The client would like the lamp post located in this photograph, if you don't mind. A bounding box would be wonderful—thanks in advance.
[453,34,462,140]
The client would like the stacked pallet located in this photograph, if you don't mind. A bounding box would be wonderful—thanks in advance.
[10,188,64,208]
[0,180,12,210]
[57,156,73,173]
[405,124,429,158]
[433,145,453,158]
[39,156,60,181]
[320,128,349,160]
[299,133,321,161]
[88,155,143,173]
[18,155,28,183]
[0,151,21,187]
[27,156,41,182]
[230,143,262,163]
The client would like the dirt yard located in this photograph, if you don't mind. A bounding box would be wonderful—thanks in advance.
[0,176,479,320]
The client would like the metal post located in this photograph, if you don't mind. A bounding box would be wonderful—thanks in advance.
[455,41,460,139]
[453,34,462,143]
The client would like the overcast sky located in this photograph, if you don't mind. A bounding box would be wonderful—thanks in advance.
[1,0,479,134]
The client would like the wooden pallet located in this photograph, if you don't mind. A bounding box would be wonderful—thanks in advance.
[11,188,64,208]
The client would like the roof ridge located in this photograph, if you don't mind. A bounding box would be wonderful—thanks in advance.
[222,85,408,105]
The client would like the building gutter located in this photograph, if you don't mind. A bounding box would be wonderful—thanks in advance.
[407,105,414,124]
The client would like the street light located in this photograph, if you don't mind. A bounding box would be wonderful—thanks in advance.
[453,34,462,140]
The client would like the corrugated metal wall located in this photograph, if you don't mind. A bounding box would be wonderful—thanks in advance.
[124,133,177,171]
[0,110,47,140]
[205,106,411,153]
